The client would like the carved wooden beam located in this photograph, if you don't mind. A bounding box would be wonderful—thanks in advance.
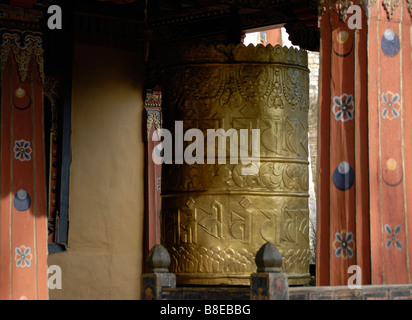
[9,0,38,8]
[0,3,43,30]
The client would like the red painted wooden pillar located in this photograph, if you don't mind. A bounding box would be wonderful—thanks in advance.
[318,0,412,286]
[143,87,162,265]
[317,0,370,286]
[0,9,48,300]
[368,0,412,285]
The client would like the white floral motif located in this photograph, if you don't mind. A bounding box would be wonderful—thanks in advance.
[332,94,354,122]
[14,140,32,162]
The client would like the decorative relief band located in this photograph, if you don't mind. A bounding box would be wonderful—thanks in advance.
[157,43,308,67]
[162,162,309,194]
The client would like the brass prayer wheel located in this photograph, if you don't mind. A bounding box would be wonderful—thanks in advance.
[161,43,310,286]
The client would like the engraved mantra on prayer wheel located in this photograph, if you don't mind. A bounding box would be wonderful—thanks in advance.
[161,44,310,285]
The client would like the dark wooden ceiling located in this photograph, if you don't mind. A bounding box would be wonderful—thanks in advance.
[2,0,318,29]
[1,0,319,49]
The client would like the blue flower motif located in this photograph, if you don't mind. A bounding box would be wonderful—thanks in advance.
[15,246,32,268]
[385,225,402,250]
[333,231,355,259]
[14,140,32,162]
[333,94,354,122]
[382,92,400,120]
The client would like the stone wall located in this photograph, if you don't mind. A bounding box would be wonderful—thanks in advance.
[308,51,319,185]
[308,51,319,264]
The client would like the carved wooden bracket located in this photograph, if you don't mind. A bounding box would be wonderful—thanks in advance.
[382,0,399,20]
[408,0,412,18]
[333,0,354,21]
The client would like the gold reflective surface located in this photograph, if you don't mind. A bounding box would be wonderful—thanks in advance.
[161,44,310,285]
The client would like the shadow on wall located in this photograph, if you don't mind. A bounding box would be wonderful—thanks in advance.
[47,43,146,300]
